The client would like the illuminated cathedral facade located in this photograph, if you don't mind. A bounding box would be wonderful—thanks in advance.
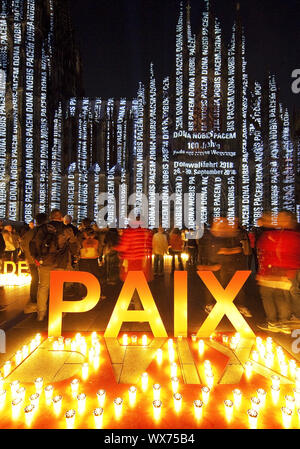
[0,0,299,228]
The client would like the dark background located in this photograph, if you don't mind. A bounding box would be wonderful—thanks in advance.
[70,0,300,112]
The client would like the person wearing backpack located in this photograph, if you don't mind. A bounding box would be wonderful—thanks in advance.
[30,209,79,321]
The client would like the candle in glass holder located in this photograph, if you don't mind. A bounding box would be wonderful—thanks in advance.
[97,389,106,407]
[65,409,76,429]
[93,340,101,356]
[22,345,29,359]
[82,362,89,379]
[0,389,6,408]
[264,352,274,368]
[245,361,253,378]
[206,372,214,389]
[168,348,175,363]
[251,350,259,362]
[271,385,280,404]
[156,349,163,364]
[93,407,104,428]
[77,393,86,414]
[171,363,177,378]
[247,408,258,429]
[44,385,54,402]
[88,347,95,362]
[65,338,71,348]
[224,399,234,421]
[173,392,182,412]
[34,377,43,393]
[71,379,80,396]
[191,334,197,342]
[16,386,26,402]
[153,399,162,420]
[222,335,228,345]
[171,376,179,393]
[24,404,35,425]
[142,335,148,346]
[35,333,42,345]
[289,359,296,377]
[30,338,37,352]
[168,339,174,350]
[285,395,295,411]
[257,389,266,407]
[250,397,260,412]
[281,407,293,428]
[153,384,161,401]
[128,386,137,405]
[3,361,11,377]
[280,362,288,377]
[193,400,203,419]
[10,380,20,399]
[201,386,210,404]
[131,335,137,344]
[12,397,22,418]
[266,337,273,351]
[233,389,242,408]
[198,340,204,354]
[271,375,280,388]
[52,394,62,414]
[113,397,123,417]
[29,393,40,409]
[71,340,77,352]
[15,350,22,366]
[122,334,128,346]
[141,372,148,391]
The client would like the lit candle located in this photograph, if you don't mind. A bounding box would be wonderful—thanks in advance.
[271,385,280,404]
[168,339,174,350]
[222,335,228,345]
[250,397,260,412]
[15,350,22,366]
[52,394,62,414]
[24,404,35,425]
[247,408,258,429]
[177,335,183,341]
[122,334,128,346]
[75,333,81,343]
[173,392,182,412]
[153,400,162,420]
[191,334,197,342]
[156,349,163,364]
[88,347,95,362]
[52,340,59,350]
[44,385,54,402]
[16,387,26,402]
[281,407,293,428]
[171,376,179,393]
[97,389,106,407]
[0,389,6,407]
[131,335,137,344]
[10,380,20,399]
[35,333,42,345]
[34,377,43,393]
[71,340,77,352]
[198,340,204,354]
[171,363,177,378]
[29,393,40,409]
[77,393,86,414]
[289,359,296,377]
[93,341,101,356]
[141,372,148,391]
[256,389,266,407]
[264,352,274,368]
[71,379,80,396]
[128,386,137,405]
[79,341,87,355]
[168,348,175,363]
[251,350,259,362]
[30,339,37,352]
[93,407,104,428]
[12,397,22,418]
[206,372,214,389]
[293,388,300,407]
[257,344,265,358]
[153,384,161,400]
[3,361,11,377]
[113,397,123,417]
[91,332,98,343]
[280,362,288,377]
[193,400,203,419]
[271,374,280,388]
[266,337,273,351]
[201,386,210,404]
[233,389,242,408]
[65,409,76,429]
[285,394,295,411]
[256,336,262,347]
[82,362,89,379]
[142,335,148,346]
[224,399,234,421]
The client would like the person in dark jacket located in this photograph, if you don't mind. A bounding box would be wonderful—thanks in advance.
[30,209,79,321]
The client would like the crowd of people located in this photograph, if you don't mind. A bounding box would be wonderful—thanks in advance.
[0,209,299,334]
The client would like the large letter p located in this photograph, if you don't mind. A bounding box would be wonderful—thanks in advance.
[48,271,101,337]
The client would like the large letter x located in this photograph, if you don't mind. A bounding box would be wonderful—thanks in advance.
[196,271,255,339]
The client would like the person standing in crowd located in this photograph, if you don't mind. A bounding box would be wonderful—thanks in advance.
[186,229,198,267]
[30,209,79,321]
[2,225,19,263]
[169,228,184,272]
[197,217,252,317]
[256,211,300,333]
[22,213,48,314]
[152,226,168,276]
[78,227,101,279]
[63,215,79,236]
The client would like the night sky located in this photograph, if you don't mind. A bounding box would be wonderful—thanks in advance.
[70,0,300,112]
